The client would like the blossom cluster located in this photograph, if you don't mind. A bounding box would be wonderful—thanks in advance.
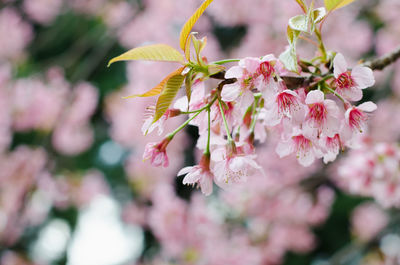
[142,52,376,195]
[335,139,400,208]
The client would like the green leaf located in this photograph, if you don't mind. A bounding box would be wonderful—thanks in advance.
[185,70,194,103]
[123,68,185,98]
[208,64,225,75]
[313,7,326,23]
[289,15,309,33]
[279,46,299,73]
[287,25,300,45]
[108,44,184,66]
[153,68,185,123]
[324,0,357,11]
[180,0,214,51]
[295,0,307,13]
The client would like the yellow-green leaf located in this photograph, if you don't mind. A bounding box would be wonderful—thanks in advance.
[179,0,214,51]
[295,0,307,13]
[123,68,185,99]
[279,46,299,74]
[108,44,184,66]
[153,67,185,122]
[324,0,356,11]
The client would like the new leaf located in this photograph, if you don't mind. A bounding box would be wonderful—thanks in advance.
[153,67,185,123]
[123,68,185,99]
[108,44,184,66]
[179,0,214,52]
[324,0,357,11]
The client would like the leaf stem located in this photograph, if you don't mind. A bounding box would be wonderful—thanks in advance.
[325,86,347,103]
[204,107,211,156]
[167,111,202,139]
[249,94,262,132]
[212,59,240,65]
[218,99,233,143]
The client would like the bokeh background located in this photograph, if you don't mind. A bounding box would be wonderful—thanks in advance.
[1,0,400,264]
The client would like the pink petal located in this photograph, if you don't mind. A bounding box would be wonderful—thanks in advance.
[276,140,292,158]
[358,101,377,112]
[261,54,276,62]
[225,66,244,79]
[229,156,246,172]
[352,66,375,89]
[177,166,194,176]
[341,87,363,102]
[183,170,201,185]
[221,83,240,102]
[333,53,348,78]
[305,90,325,105]
[297,149,315,167]
[239,57,260,73]
[199,174,213,196]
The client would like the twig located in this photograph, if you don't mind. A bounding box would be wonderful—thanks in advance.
[364,45,400,71]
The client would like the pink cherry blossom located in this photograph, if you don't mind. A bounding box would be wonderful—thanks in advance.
[320,134,344,163]
[345,101,377,133]
[221,57,260,103]
[333,53,375,101]
[276,129,322,167]
[177,155,214,196]
[303,90,341,138]
[211,143,261,186]
[263,88,306,127]
[143,138,171,167]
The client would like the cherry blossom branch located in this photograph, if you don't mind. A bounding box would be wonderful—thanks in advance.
[364,45,400,71]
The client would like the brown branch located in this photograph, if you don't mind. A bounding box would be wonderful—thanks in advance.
[364,45,400,71]
[210,46,400,90]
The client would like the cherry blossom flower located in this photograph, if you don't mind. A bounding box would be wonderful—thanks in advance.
[333,53,375,101]
[263,88,306,127]
[276,129,322,167]
[177,155,214,196]
[211,142,261,186]
[143,138,171,167]
[319,134,344,163]
[345,101,377,133]
[303,90,341,138]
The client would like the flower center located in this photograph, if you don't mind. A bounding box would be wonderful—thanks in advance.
[336,71,354,89]
[308,103,327,124]
[258,61,274,80]
[293,135,312,153]
[349,108,367,132]
[277,92,298,115]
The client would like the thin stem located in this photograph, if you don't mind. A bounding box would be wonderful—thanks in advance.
[308,74,334,90]
[249,95,261,133]
[204,107,211,156]
[180,96,218,114]
[315,28,327,62]
[218,99,233,142]
[167,111,202,139]
[299,35,319,48]
[211,59,240,65]
[325,86,347,103]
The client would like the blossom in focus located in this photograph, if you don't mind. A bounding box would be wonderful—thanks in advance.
[333,53,375,101]
[276,129,322,167]
[303,90,341,138]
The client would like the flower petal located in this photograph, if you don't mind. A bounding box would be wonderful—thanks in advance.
[333,53,348,78]
[358,101,377,112]
[352,66,375,89]
[221,83,240,102]
[305,90,324,105]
